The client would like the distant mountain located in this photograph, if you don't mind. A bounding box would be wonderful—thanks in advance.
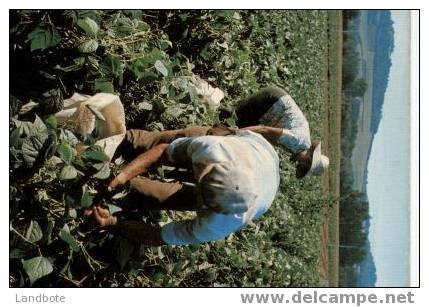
[359,10,394,287]
[357,243,377,286]
[362,134,375,195]
[368,10,394,134]
[351,98,361,121]
[339,10,392,287]
[357,219,377,286]
[356,11,393,286]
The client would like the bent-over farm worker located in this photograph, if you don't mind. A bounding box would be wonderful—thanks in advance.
[227,85,329,178]
[117,86,329,179]
[85,130,280,246]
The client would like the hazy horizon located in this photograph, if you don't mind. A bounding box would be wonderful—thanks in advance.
[366,10,411,287]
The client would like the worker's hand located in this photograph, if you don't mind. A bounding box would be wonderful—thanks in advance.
[83,206,117,227]
[108,172,128,191]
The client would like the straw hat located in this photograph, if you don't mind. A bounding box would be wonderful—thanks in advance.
[305,142,329,177]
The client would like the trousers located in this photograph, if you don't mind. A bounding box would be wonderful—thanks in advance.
[117,124,235,212]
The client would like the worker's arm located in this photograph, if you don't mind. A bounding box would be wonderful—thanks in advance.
[84,206,165,246]
[85,205,246,246]
[241,125,283,145]
[242,125,309,155]
[115,220,165,246]
[109,143,169,190]
[109,135,198,190]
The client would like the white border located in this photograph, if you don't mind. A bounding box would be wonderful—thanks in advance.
[2,1,426,10]
[1,2,425,306]
[409,10,419,288]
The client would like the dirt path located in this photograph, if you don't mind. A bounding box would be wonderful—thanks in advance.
[320,32,330,282]
[320,10,342,287]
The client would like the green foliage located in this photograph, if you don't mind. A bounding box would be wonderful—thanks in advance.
[78,39,99,53]
[59,225,81,252]
[25,221,43,243]
[339,12,377,286]
[82,150,109,162]
[57,143,74,164]
[22,256,53,285]
[10,10,330,287]
[59,165,78,180]
[9,114,124,286]
[18,116,50,167]
[349,78,367,97]
[77,17,99,38]
[26,23,61,51]
[80,186,93,208]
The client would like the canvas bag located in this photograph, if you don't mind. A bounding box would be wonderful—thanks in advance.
[54,93,126,161]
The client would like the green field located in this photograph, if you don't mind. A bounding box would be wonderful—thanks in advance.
[10,10,340,287]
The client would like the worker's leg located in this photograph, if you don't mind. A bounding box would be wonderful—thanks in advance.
[235,86,287,127]
[126,176,200,211]
[207,123,238,136]
[126,126,211,150]
[115,126,210,161]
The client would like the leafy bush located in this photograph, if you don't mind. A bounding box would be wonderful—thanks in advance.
[10,10,329,287]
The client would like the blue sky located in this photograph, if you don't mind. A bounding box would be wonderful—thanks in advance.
[366,10,410,287]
